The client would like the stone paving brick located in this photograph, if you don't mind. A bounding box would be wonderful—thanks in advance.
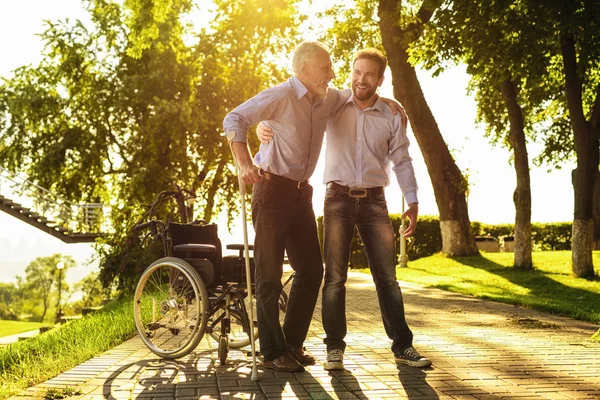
[10,271,600,400]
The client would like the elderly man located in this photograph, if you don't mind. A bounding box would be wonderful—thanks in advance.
[223,41,351,372]
[258,48,431,370]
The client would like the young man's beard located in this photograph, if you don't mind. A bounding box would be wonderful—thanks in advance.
[353,83,376,101]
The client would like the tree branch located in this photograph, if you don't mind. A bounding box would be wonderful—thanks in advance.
[560,34,587,138]
[590,83,600,142]
[417,0,442,25]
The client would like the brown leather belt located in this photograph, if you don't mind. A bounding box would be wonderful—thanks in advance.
[259,169,308,190]
[327,182,384,198]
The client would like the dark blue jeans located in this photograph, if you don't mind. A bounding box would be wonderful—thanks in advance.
[322,187,413,354]
[251,179,323,361]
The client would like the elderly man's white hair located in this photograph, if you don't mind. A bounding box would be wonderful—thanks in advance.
[292,41,330,75]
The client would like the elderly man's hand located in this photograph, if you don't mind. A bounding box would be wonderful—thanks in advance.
[239,163,261,185]
[380,97,407,125]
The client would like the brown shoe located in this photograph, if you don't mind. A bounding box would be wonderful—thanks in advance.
[286,345,316,366]
[262,353,305,372]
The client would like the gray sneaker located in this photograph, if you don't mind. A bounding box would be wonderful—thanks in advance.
[324,348,344,370]
[394,346,432,368]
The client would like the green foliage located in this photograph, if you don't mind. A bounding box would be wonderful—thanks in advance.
[414,0,600,169]
[413,0,552,155]
[44,386,82,400]
[318,0,381,86]
[0,0,303,292]
[318,215,574,268]
[531,222,573,251]
[64,272,115,316]
[14,255,74,322]
[0,296,135,399]
[471,221,514,239]
[0,283,18,320]
[392,214,443,261]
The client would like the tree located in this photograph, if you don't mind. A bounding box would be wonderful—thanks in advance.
[0,282,19,320]
[0,0,303,290]
[17,254,74,322]
[554,1,600,278]
[74,272,111,308]
[412,0,558,269]
[526,0,600,278]
[322,0,478,256]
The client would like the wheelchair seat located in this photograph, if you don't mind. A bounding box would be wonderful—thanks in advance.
[168,222,222,287]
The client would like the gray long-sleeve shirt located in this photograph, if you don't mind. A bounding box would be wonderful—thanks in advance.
[324,96,418,204]
[223,75,350,181]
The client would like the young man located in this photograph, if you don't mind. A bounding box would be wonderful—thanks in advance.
[258,48,431,370]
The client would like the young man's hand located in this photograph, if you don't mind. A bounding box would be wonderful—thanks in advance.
[257,121,274,144]
[401,202,418,237]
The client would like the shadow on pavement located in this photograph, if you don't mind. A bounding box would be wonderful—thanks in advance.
[329,369,367,399]
[397,365,439,399]
[102,351,215,399]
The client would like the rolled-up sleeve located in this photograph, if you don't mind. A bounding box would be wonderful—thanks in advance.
[223,87,282,143]
[389,115,418,204]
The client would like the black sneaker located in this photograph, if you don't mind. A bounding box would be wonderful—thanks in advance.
[324,348,344,371]
[394,346,432,368]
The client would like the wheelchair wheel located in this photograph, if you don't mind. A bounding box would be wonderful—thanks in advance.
[134,257,209,359]
[209,290,258,349]
[218,335,228,365]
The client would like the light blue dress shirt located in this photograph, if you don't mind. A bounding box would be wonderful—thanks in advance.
[223,76,350,181]
[323,96,419,204]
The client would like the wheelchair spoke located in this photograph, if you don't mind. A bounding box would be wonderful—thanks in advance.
[134,258,209,359]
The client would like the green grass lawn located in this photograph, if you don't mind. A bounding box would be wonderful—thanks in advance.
[363,250,600,324]
[0,297,135,399]
[0,321,44,338]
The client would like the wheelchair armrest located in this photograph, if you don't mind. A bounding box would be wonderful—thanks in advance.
[173,244,217,252]
[226,244,254,251]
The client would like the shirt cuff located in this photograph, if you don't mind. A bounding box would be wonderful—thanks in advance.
[224,129,247,143]
[404,192,418,205]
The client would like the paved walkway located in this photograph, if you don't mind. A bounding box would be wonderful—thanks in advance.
[0,329,40,346]
[12,271,600,399]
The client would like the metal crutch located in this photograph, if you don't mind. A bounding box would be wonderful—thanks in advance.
[225,131,260,381]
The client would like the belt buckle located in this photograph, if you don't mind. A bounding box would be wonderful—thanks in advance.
[348,188,368,198]
[297,180,308,190]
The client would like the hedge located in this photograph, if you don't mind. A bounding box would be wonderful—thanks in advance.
[316,215,572,268]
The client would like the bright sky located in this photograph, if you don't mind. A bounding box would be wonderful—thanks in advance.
[0,0,576,284]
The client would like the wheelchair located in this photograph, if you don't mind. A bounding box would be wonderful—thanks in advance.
[132,219,286,364]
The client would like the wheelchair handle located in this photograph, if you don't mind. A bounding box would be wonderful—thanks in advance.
[134,220,157,232]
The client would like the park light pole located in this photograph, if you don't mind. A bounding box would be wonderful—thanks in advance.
[55,261,65,323]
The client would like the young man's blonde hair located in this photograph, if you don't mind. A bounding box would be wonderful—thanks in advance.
[292,41,330,75]
[353,48,387,78]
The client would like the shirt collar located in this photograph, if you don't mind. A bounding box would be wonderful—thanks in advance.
[291,75,309,100]
[347,94,385,112]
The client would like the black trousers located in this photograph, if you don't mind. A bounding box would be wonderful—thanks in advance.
[251,179,323,360]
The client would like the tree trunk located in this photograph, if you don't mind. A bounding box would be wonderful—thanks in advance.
[378,0,478,256]
[561,34,597,278]
[203,157,226,223]
[500,79,532,269]
[593,172,600,250]
[40,300,48,322]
